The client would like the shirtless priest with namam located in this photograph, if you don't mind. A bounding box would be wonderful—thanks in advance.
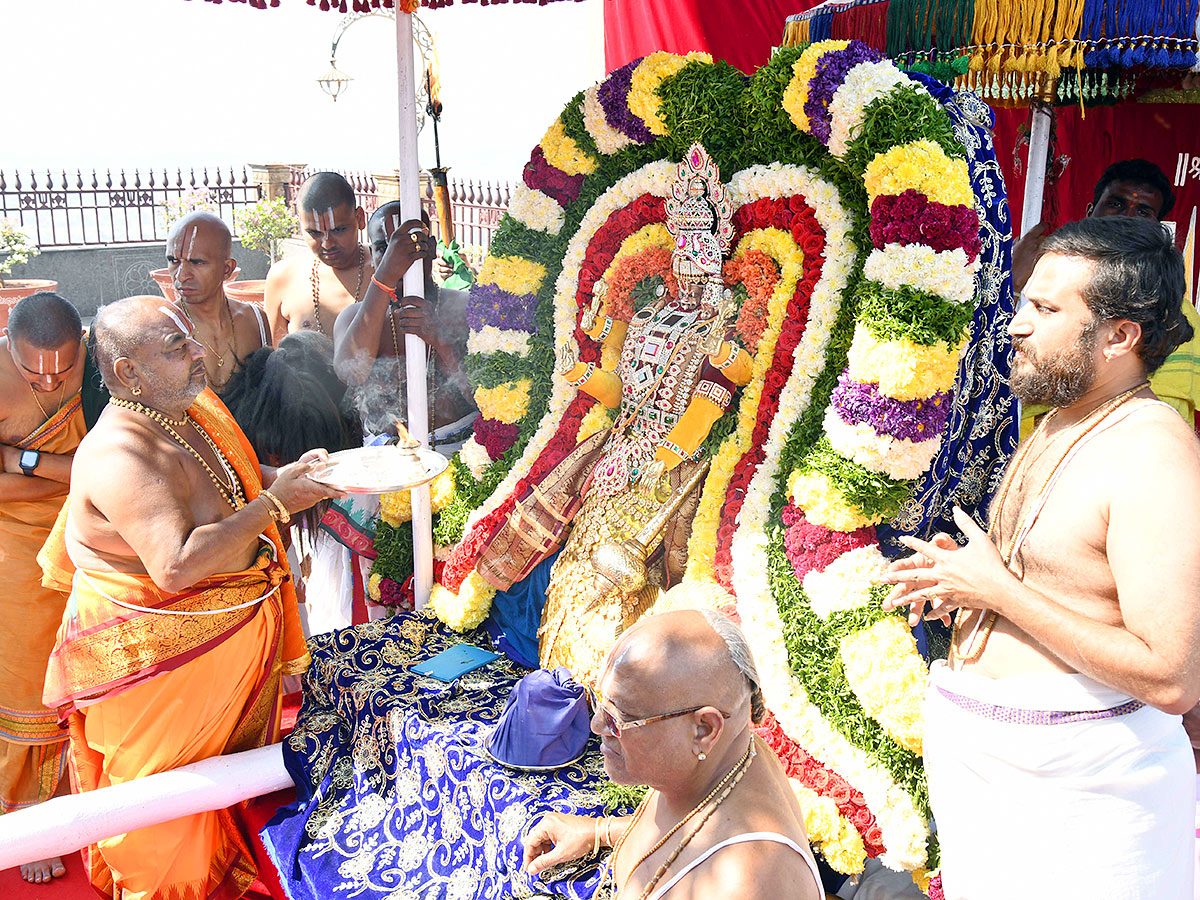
[264,172,374,343]
[0,293,88,884]
[885,216,1200,899]
[38,295,340,899]
[167,212,271,394]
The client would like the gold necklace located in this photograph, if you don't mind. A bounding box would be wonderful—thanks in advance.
[179,296,238,373]
[310,245,364,336]
[606,737,755,897]
[950,380,1150,664]
[28,379,66,421]
[109,398,246,511]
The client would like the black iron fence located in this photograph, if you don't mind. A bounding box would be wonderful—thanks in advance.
[0,167,260,248]
[0,165,512,260]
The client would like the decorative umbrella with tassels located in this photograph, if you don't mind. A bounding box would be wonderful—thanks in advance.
[783,0,1200,259]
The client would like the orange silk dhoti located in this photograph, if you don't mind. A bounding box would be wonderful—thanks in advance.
[0,395,84,813]
[40,390,309,900]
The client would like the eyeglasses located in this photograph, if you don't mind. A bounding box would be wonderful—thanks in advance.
[587,687,730,738]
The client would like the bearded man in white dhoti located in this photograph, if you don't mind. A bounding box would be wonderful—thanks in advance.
[885,215,1200,900]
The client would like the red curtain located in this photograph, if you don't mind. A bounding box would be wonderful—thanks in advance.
[993,103,1200,250]
[603,0,819,75]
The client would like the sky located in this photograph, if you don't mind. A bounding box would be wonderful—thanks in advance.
[2,0,605,186]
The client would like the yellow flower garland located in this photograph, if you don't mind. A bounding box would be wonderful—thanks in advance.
[628,51,713,136]
[685,228,802,581]
[788,469,878,531]
[476,255,548,297]
[541,117,598,176]
[368,572,383,602]
[577,401,615,442]
[429,570,496,632]
[379,468,457,527]
[782,41,849,133]
[863,140,973,208]
[839,617,927,755]
[474,379,534,424]
[846,326,966,401]
[791,779,868,875]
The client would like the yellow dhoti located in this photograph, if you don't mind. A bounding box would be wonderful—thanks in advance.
[0,395,84,813]
[40,390,309,900]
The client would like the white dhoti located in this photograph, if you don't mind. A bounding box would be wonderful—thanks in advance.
[926,660,1193,900]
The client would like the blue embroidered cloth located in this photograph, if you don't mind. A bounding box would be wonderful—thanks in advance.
[261,613,618,900]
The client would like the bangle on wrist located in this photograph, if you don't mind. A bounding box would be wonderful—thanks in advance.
[592,818,602,858]
[259,489,291,525]
[371,274,398,300]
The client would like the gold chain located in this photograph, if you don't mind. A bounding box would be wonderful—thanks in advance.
[109,398,246,511]
[950,380,1150,664]
[605,736,755,897]
[310,245,364,336]
[28,379,66,422]
[178,295,238,374]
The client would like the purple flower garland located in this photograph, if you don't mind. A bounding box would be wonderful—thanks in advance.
[596,58,656,144]
[804,43,884,145]
[467,283,539,333]
[831,373,952,443]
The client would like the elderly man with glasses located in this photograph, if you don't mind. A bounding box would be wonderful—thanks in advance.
[523,607,822,900]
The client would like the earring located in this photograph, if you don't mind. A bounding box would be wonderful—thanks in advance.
[697,752,706,761]
[131,386,142,396]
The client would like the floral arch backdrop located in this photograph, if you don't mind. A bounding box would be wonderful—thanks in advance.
[371,41,1016,882]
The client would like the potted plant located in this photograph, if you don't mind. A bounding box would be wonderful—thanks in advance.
[0,217,56,331]
[226,196,299,307]
[150,188,239,300]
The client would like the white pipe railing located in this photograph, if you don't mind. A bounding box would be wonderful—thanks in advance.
[0,743,289,869]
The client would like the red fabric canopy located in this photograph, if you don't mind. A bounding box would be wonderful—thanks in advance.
[604,0,819,75]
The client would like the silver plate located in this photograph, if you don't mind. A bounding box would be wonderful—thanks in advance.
[308,446,449,494]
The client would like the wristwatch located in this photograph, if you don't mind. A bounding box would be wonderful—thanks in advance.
[19,449,40,477]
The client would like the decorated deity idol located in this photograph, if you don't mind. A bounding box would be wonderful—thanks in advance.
[477,144,751,684]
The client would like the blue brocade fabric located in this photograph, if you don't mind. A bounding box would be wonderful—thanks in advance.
[261,612,620,900]
[876,75,1019,558]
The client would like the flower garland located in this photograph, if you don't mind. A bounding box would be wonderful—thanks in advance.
[627,51,713,136]
[428,44,995,881]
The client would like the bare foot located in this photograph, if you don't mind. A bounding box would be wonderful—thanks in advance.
[20,856,66,883]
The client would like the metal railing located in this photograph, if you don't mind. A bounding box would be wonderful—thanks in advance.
[0,165,512,260]
[423,177,511,269]
[285,165,381,219]
[0,167,260,248]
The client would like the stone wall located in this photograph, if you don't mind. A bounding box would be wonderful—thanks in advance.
[4,241,269,318]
